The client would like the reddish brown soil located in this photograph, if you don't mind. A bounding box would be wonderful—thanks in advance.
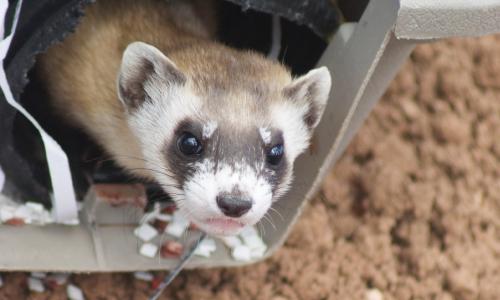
[2,36,500,300]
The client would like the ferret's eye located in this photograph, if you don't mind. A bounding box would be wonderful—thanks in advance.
[178,132,203,156]
[266,144,284,166]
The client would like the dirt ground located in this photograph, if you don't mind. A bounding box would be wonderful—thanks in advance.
[2,36,500,300]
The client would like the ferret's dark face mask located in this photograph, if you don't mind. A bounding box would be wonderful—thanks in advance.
[118,42,331,236]
[161,118,290,235]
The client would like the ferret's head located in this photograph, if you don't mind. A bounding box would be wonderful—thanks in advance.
[117,42,331,236]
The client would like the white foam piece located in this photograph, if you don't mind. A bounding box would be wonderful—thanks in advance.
[0,208,13,222]
[28,277,45,293]
[36,210,54,224]
[0,198,55,225]
[193,238,217,258]
[250,245,267,259]
[134,223,158,242]
[25,202,44,213]
[231,245,252,262]
[239,226,267,258]
[241,234,266,249]
[133,271,154,282]
[14,206,31,223]
[165,212,189,237]
[165,223,186,238]
[30,272,47,279]
[194,246,212,258]
[139,243,158,258]
[366,289,384,300]
[67,284,85,300]
[220,236,242,249]
[199,238,217,252]
[155,214,172,222]
[239,226,259,238]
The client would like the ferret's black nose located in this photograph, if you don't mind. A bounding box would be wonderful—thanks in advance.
[216,195,252,218]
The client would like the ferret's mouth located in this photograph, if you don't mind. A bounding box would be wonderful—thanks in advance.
[194,217,246,236]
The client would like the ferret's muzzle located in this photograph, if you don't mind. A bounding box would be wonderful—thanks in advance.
[216,193,252,218]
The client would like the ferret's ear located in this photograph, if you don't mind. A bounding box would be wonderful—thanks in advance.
[118,42,186,110]
[283,67,331,130]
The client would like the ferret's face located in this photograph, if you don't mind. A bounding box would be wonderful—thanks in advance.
[118,42,331,236]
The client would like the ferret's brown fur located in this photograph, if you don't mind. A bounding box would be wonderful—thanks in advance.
[38,0,291,179]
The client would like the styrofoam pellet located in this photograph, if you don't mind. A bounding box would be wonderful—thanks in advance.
[239,227,267,259]
[28,277,45,293]
[0,198,54,225]
[232,245,252,261]
[193,238,217,257]
[67,284,85,300]
[220,236,242,248]
[165,223,186,238]
[200,238,216,252]
[25,202,44,213]
[34,210,54,225]
[241,234,266,249]
[366,289,384,300]
[134,223,158,242]
[30,272,47,279]
[13,206,31,223]
[139,243,158,258]
[164,213,190,237]
[155,214,172,222]
[0,209,14,223]
[250,245,267,259]
[133,271,154,282]
[163,211,190,238]
[239,226,259,238]
[194,246,212,258]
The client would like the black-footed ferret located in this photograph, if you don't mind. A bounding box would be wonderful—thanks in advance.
[38,0,331,236]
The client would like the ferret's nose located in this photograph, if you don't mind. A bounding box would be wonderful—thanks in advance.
[216,195,252,218]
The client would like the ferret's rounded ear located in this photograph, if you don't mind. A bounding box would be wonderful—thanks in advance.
[283,66,332,130]
[117,41,186,110]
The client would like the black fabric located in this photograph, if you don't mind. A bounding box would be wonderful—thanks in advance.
[0,0,90,205]
[223,0,340,39]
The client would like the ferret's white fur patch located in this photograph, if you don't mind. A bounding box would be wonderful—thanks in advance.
[259,127,271,144]
[202,121,218,139]
[128,83,203,204]
[270,101,310,162]
[183,159,272,231]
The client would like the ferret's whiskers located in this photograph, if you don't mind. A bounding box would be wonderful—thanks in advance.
[126,167,174,180]
[110,154,178,179]
[272,202,293,213]
[269,206,285,222]
[257,221,266,237]
[263,213,277,231]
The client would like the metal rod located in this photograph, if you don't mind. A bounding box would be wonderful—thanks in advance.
[149,232,207,300]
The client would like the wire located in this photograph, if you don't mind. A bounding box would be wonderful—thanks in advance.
[149,231,207,300]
